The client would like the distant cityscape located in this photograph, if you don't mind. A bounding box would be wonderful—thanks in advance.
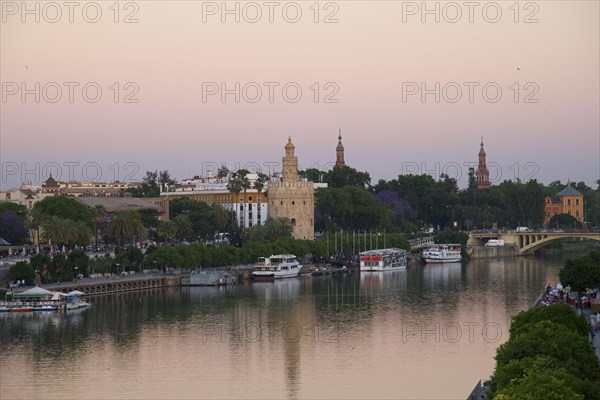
[0,135,594,242]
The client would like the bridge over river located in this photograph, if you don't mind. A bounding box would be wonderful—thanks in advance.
[468,231,600,255]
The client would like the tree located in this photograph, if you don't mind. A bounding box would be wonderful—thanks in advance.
[67,249,90,277]
[0,212,26,244]
[10,261,35,285]
[217,164,229,178]
[559,250,600,301]
[300,168,326,183]
[30,254,51,283]
[157,220,176,242]
[72,221,93,247]
[254,172,268,225]
[236,169,251,228]
[489,304,600,399]
[107,211,147,246]
[173,214,193,240]
[25,207,46,247]
[316,186,392,231]
[264,217,293,242]
[41,215,77,249]
[0,202,27,218]
[127,170,176,197]
[467,167,477,190]
[325,165,371,188]
[548,213,582,229]
[227,175,243,227]
[91,204,106,247]
[33,196,94,230]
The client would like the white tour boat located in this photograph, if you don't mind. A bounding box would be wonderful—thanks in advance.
[359,248,407,271]
[253,254,302,280]
[422,244,462,263]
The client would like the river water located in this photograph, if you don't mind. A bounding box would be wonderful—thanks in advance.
[0,255,566,399]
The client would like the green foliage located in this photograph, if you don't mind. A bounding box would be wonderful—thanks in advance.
[509,304,589,337]
[126,170,175,197]
[489,304,600,399]
[67,249,90,277]
[172,214,193,240]
[559,250,600,295]
[548,213,582,229]
[107,211,147,246]
[115,246,144,272]
[30,254,51,282]
[41,215,78,245]
[0,202,28,218]
[316,186,392,231]
[494,363,585,400]
[34,196,94,229]
[138,208,160,229]
[89,254,114,275]
[9,261,35,285]
[169,198,235,240]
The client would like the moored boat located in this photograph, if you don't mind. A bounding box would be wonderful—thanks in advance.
[33,305,58,312]
[11,305,34,312]
[359,248,407,271]
[422,244,462,263]
[253,254,301,280]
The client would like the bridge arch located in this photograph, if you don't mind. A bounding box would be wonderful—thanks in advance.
[518,234,600,255]
[468,232,600,255]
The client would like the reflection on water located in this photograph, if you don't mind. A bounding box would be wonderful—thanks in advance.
[1,256,567,399]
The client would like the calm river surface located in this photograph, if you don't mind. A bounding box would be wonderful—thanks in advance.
[1,255,567,399]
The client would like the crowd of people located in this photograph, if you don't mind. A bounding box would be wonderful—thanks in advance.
[542,283,599,340]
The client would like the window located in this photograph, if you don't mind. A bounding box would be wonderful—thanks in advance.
[292,201,295,205]
[291,218,296,226]
[576,199,579,206]
[567,199,571,206]
[249,196,252,201]
[280,201,283,205]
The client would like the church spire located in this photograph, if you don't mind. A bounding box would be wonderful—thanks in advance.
[335,129,345,168]
[475,137,490,189]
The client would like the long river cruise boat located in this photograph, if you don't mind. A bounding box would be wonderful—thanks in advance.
[253,254,302,281]
[422,244,462,263]
[359,248,407,271]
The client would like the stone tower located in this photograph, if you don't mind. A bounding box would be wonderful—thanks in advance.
[335,129,345,168]
[475,137,490,189]
[268,137,315,240]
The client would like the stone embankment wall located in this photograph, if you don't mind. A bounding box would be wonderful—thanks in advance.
[467,245,518,259]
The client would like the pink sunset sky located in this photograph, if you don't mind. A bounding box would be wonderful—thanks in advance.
[1,1,598,190]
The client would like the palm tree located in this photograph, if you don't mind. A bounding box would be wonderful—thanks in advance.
[172,214,193,241]
[264,217,293,242]
[254,172,268,225]
[107,211,147,247]
[92,205,106,248]
[41,215,77,252]
[237,169,251,228]
[157,220,176,242]
[26,208,45,249]
[211,204,229,233]
[227,175,243,228]
[73,221,93,247]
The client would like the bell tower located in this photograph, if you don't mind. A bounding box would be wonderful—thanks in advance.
[282,137,298,182]
[335,129,345,168]
[475,137,490,189]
